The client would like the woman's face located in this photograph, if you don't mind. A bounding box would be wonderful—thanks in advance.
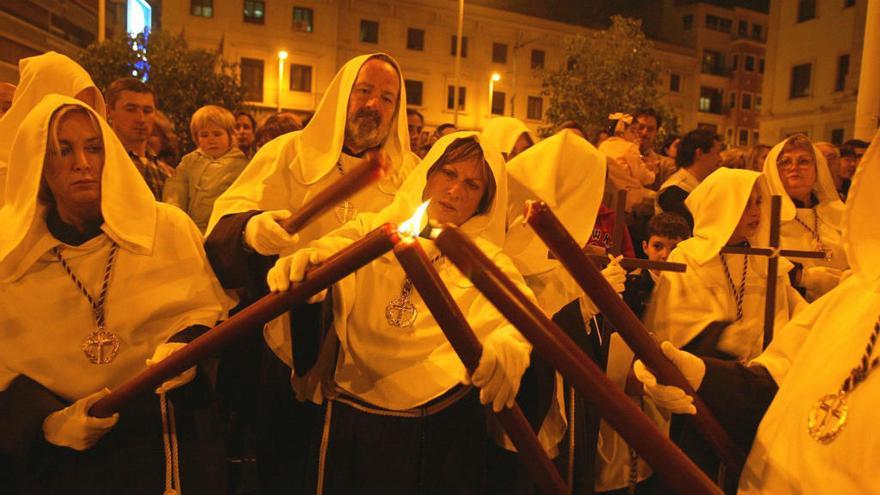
[43,112,104,217]
[234,114,255,148]
[423,158,489,226]
[729,186,762,244]
[776,147,817,201]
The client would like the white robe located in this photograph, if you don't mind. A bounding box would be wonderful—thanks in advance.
[599,136,656,211]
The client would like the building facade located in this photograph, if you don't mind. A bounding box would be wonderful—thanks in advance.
[760,0,867,144]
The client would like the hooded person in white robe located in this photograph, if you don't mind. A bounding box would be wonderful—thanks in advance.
[0,51,105,205]
[762,134,848,301]
[0,95,234,494]
[598,113,656,214]
[266,132,534,493]
[634,130,880,494]
[506,129,629,493]
[480,116,538,160]
[202,53,419,493]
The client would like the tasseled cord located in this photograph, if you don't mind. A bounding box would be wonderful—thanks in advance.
[160,392,182,495]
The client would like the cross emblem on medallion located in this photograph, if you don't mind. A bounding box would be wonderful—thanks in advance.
[807,392,848,443]
[385,298,418,328]
[82,329,120,364]
[335,201,358,224]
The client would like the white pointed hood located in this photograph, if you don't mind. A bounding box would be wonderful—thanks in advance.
[0,95,157,283]
[504,129,607,275]
[761,135,844,223]
[679,168,772,266]
[480,116,538,156]
[843,130,880,283]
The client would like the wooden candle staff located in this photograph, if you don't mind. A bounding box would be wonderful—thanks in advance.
[89,224,399,418]
[524,200,745,473]
[435,226,722,495]
[393,233,567,495]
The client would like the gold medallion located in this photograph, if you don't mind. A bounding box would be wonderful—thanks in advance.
[82,329,120,364]
[807,392,848,444]
[335,201,358,224]
[385,297,418,328]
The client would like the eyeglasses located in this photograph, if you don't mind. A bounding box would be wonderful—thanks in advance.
[776,157,814,170]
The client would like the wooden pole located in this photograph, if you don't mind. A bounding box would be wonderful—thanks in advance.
[89,224,399,418]
[762,196,781,347]
[523,201,746,474]
[435,226,722,495]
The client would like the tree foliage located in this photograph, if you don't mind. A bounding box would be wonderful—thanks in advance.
[78,30,244,151]
[540,16,678,140]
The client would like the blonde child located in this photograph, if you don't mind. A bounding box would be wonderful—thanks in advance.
[163,105,248,232]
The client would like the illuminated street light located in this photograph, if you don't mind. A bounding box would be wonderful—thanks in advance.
[277,50,288,111]
[489,72,501,116]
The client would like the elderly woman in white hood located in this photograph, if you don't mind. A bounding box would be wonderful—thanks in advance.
[0,51,105,205]
[480,116,538,160]
[762,134,848,300]
[635,131,880,494]
[267,132,535,494]
[0,96,234,494]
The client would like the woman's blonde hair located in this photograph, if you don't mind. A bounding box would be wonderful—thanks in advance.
[189,104,235,142]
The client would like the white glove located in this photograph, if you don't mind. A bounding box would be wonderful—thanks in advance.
[464,331,531,412]
[601,255,627,294]
[801,266,843,298]
[266,248,329,301]
[146,342,196,394]
[43,388,119,451]
[244,210,300,255]
[633,341,705,415]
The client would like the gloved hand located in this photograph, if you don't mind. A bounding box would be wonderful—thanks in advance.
[266,248,330,301]
[801,266,843,298]
[633,341,705,415]
[43,388,119,451]
[146,342,196,394]
[244,210,300,255]
[601,255,627,294]
[464,331,531,413]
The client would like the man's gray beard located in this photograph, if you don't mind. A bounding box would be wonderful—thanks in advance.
[345,119,388,151]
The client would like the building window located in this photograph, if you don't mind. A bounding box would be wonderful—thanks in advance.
[670,73,681,92]
[290,64,312,92]
[243,0,265,24]
[446,85,466,111]
[527,96,543,120]
[742,92,752,110]
[702,49,726,76]
[752,24,763,40]
[706,14,731,33]
[191,0,213,17]
[745,55,756,72]
[360,20,379,43]
[531,49,545,69]
[451,35,468,57]
[407,28,425,51]
[683,14,693,30]
[492,42,508,64]
[293,7,313,32]
[699,86,724,114]
[844,0,855,7]
[753,131,760,144]
[739,129,749,146]
[491,91,506,115]
[790,63,812,98]
[797,0,816,22]
[738,20,748,36]
[759,58,765,74]
[755,94,762,111]
[731,54,738,71]
[729,92,737,109]
[240,58,264,102]
[405,80,423,106]
[836,54,850,91]
[831,128,844,144]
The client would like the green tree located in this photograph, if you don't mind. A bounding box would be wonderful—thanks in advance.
[540,16,678,141]
[78,30,244,151]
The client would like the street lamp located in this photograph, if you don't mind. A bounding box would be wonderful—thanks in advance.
[277,50,288,111]
[488,72,501,116]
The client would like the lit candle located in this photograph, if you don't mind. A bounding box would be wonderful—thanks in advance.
[90,223,399,418]
[279,149,388,234]
[523,199,745,473]
[435,225,722,495]
[391,205,566,495]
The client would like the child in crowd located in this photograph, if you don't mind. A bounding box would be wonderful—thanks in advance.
[622,212,691,319]
[163,105,248,232]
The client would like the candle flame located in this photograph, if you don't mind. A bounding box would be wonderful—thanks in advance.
[399,200,430,238]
